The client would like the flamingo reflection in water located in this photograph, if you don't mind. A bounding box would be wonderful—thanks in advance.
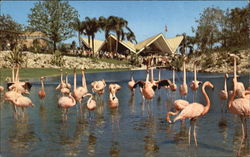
[174,81,214,146]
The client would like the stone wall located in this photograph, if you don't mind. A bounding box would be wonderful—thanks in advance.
[0,51,135,69]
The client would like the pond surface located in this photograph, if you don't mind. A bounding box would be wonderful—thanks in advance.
[1,70,250,157]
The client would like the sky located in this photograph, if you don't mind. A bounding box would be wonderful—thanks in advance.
[1,1,248,45]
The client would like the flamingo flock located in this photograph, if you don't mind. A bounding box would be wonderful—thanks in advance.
[1,54,249,148]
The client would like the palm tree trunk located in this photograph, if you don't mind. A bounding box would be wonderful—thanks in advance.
[91,35,95,56]
[78,31,81,50]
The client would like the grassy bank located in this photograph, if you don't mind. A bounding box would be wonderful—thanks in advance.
[0,68,130,82]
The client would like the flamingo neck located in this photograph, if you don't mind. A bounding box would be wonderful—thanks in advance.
[150,68,154,82]
[12,67,15,82]
[183,61,186,84]
[224,76,227,92]
[15,66,19,82]
[60,71,63,83]
[87,95,92,104]
[66,75,68,84]
[74,72,76,91]
[173,69,175,84]
[146,71,149,82]
[158,70,161,81]
[194,64,197,81]
[201,84,211,115]
[81,71,86,87]
[131,76,134,81]
[228,78,237,108]
[41,79,44,90]
[69,94,76,105]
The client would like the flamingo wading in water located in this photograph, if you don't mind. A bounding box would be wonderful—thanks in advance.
[179,57,188,97]
[174,81,214,146]
[228,78,250,139]
[38,77,46,100]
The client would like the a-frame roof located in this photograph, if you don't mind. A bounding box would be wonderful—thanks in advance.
[80,33,183,54]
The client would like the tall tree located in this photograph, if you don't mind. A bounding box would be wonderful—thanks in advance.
[0,14,23,50]
[82,17,100,55]
[71,17,84,50]
[179,33,194,56]
[28,0,78,52]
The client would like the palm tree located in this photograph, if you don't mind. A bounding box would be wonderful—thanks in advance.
[82,17,100,55]
[179,33,194,57]
[72,17,83,50]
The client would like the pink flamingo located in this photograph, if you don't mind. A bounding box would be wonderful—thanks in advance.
[231,54,245,98]
[179,57,188,96]
[128,73,135,93]
[83,93,96,110]
[109,84,122,108]
[58,93,76,120]
[166,99,189,123]
[38,77,46,100]
[91,80,106,95]
[174,81,214,146]
[228,78,250,139]
[0,86,4,92]
[219,74,228,112]
[55,69,67,90]
[170,69,177,91]
[73,68,88,104]
[190,62,202,91]
[65,72,72,89]
[8,65,31,93]
[12,94,35,118]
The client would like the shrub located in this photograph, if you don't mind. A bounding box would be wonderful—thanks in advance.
[50,50,65,66]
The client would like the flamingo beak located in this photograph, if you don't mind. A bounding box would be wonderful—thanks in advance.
[198,81,202,85]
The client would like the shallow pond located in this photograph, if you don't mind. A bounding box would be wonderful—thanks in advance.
[1,70,250,157]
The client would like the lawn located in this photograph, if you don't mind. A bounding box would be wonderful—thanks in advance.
[0,68,130,82]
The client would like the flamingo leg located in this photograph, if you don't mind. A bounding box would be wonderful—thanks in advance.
[241,117,245,139]
[22,107,25,119]
[188,124,191,145]
[193,120,198,147]
[244,118,247,139]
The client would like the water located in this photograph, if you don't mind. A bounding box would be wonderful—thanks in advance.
[1,70,250,157]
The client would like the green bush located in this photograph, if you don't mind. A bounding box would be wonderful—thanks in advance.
[50,50,65,66]
[5,47,24,65]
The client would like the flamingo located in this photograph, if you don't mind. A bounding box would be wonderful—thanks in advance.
[58,93,76,120]
[228,78,250,139]
[0,86,4,92]
[8,65,32,93]
[166,99,189,123]
[190,62,202,91]
[55,69,67,90]
[219,74,229,112]
[73,68,88,104]
[128,73,135,93]
[83,93,96,110]
[91,80,106,95]
[231,54,245,98]
[38,77,46,100]
[174,81,214,146]
[179,57,188,96]
[12,94,35,118]
[133,70,171,100]
[170,69,177,91]
[109,84,121,108]
[65,72,72,89]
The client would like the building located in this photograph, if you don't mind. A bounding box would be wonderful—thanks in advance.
[80,33,183,56]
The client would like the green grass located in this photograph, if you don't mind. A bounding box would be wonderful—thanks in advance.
[0,68,130,82]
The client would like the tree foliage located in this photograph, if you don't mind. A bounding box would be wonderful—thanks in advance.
[28,0,78,51]
[0,14,23,50]
[192,6,249,52]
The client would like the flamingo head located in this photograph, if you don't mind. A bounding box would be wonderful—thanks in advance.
[40,76,46,80]
[225,73,229,79]
[203,81,214,90]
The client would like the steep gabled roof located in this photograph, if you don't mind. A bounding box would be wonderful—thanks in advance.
[80,33,183,54]
[135,33,161,52]
[80,37,104,53]
[165,35,184,53]
[109,34,136,52]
